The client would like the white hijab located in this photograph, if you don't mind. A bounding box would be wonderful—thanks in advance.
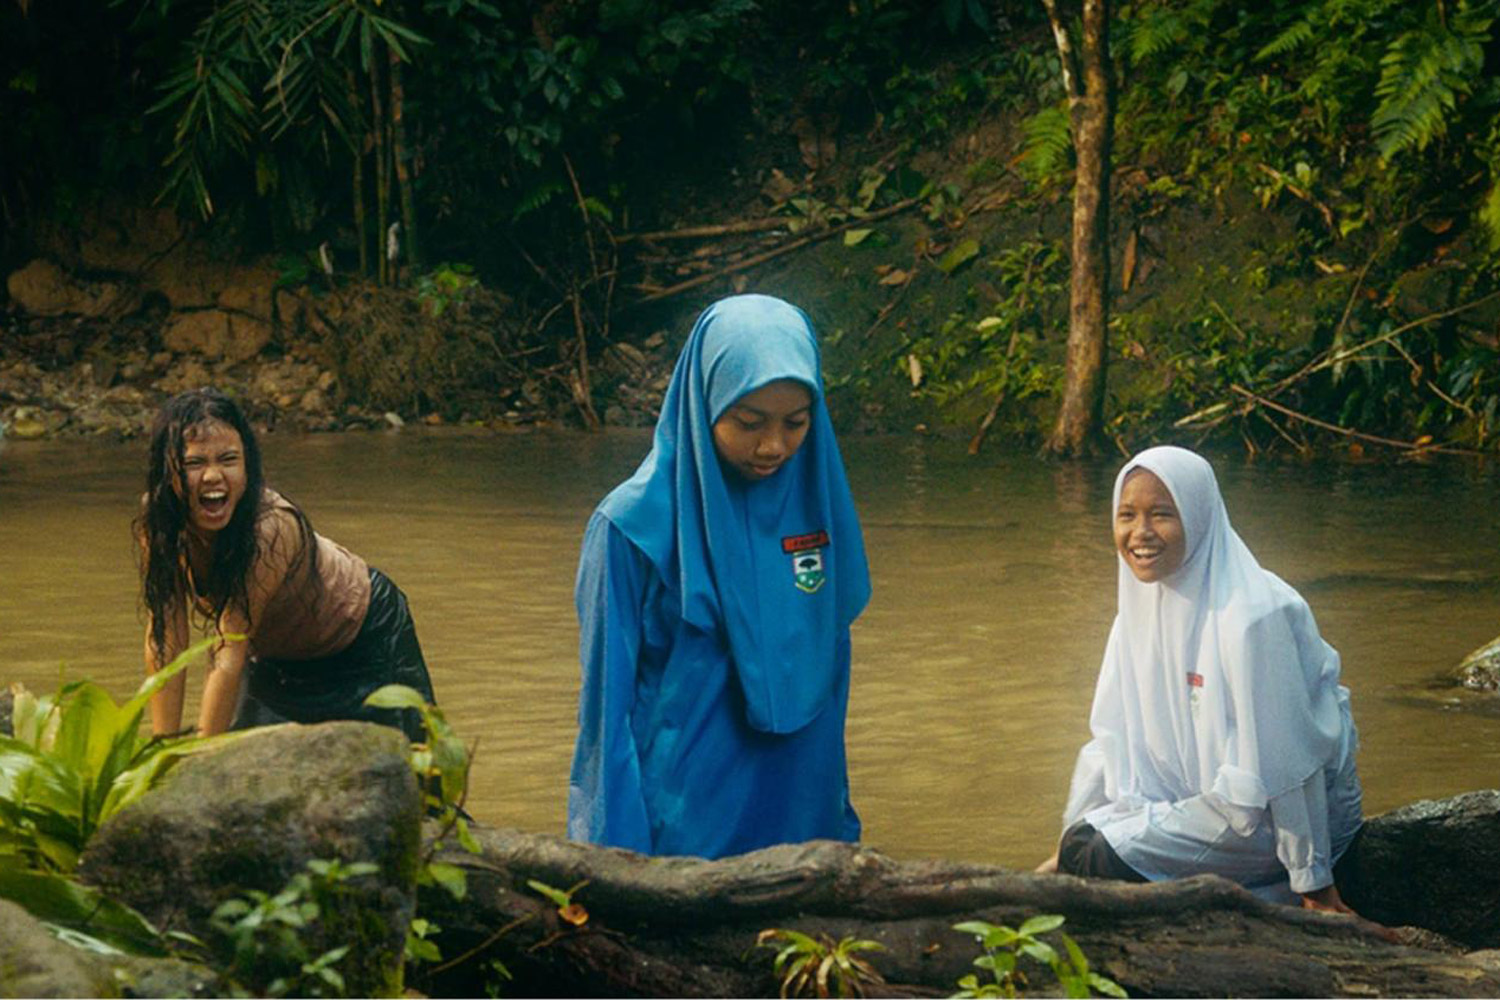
[1080,446,1346,821]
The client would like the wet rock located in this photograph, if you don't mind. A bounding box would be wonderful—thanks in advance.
[0,899,119,998]
[1457,634,1500,691]
[160,309,271,363]
[1340,789,1500,948]
[6,259,140,320]
[77,721,421,998]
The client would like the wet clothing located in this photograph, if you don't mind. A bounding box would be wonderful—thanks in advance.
[250,493,371,660]
[1059,446,1363,903]
[233,566,434,742]
[568,294,870,858]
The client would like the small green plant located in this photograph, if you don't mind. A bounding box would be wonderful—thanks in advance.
[415,262,480,317]
[755,927,886,999]
[951,915,1125,999]
[0,636,248,953]
[210,857,379,998]
[527,877,591,927]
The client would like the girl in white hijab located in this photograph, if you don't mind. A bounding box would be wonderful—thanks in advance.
[1039,446,1364,913]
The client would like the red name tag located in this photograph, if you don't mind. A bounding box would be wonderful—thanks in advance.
[781,530,830,553]
[1186,672,1204,688]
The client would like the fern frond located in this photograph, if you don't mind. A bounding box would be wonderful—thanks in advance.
[1255,18,1317,61]
[1478,177,1500,252]
[1371,9,1490,160]
[1019,104,1073,182]
[1126,7,1188,65]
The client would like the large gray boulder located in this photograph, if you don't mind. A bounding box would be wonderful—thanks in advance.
[1341,789,1500,948]
[76,722,422,997]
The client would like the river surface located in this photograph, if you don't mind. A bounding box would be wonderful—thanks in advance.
[2,429,1497,868]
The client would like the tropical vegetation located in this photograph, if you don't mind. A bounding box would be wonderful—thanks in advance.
[3,0,1498,453]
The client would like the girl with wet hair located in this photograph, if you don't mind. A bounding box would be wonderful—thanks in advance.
[568,294,871,859]
[136,387,435,740]
[1038,446,1369,916]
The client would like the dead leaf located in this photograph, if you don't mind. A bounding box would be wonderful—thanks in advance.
[906,353,924,387]
[559,903,589,927]
[879,268,910,286]
[1122,229,1139,292]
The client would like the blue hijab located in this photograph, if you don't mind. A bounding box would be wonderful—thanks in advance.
[598,294,871,734]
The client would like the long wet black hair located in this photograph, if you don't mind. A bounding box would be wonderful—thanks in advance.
[136,388,317,661]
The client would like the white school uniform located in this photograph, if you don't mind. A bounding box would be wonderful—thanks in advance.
[1062,447,1362,902]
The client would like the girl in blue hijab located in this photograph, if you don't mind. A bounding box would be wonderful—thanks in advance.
[568,293,871,858]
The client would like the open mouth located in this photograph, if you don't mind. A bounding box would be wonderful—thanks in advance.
[1128,545,1164,567]
[198,489,231,519]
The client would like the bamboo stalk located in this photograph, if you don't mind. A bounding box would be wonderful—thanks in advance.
[370,49,389,286]
[346,69,369,278]
[389,45,419,273]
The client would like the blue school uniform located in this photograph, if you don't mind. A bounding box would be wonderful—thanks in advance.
[567,294,870,858]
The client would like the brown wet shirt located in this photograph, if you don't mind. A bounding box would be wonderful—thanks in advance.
[192,491,371,660]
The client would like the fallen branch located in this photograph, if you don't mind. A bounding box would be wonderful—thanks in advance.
[1229,384,1479,455]
[629,197,922,306]
[616,218,791,243]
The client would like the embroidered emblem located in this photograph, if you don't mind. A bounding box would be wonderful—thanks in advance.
[792,549,825,593]
[1187,671,1203,714]
[782,530,830,553]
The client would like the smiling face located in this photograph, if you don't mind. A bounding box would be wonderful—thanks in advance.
[1114,468,1187,583]
[712,378,814,482]
[177,419,248,538]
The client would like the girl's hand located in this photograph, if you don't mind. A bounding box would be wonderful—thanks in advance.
[1035,849,1060,874]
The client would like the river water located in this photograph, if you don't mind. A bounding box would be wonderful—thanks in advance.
[2,429,1497,868]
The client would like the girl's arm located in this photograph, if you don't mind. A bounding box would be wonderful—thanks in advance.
[195,508,297,736]
[145,604,191,735]
[568,514,653,852]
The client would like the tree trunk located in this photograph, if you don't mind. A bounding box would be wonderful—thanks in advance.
[388,44,419,274]
[412,827,1500,999]
[1044,0,1113,457]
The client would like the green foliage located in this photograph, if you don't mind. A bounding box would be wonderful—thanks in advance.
[210,857,379,998]
[364,683,480,908]
[906,240,1066,421]
[0,636,248,954]
[415,262,480,317]
[952,915,1125,999]
[1018,104,1072,185]
[755,927,887,999]
[1371,2,1493,162]
[0,635,242,875]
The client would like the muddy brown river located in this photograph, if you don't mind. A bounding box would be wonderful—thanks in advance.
[2,429,1496,868]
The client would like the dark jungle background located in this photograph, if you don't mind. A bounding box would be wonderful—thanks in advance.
[4,0,1500,457]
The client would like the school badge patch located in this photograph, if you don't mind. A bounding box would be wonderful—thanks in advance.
[782,530,830,594]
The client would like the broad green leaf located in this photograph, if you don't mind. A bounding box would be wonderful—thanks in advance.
[1018,914,1066,937]
[0,870,164,956]
[843,228,874,247]
[936,238,981,274]
[363,684,430,711]
[1090,971,1129,997]
[427,862,467,900]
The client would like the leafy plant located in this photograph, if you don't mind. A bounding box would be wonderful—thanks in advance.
[363,681,480,976]
[210,857,379,998]
[755,927,887,999]
[951,915,1125,999]
[415,262,481,317]
[0,635,249,952]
